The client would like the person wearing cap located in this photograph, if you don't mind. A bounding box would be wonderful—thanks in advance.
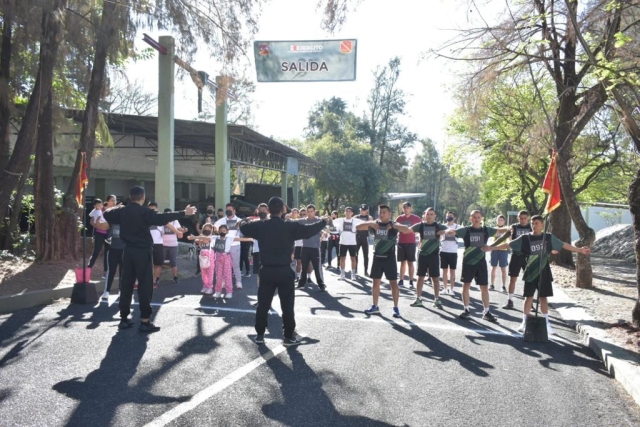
[396,201,422,289]
[355,204,373,276]
[103,186,197,333]
[240,197,328,346]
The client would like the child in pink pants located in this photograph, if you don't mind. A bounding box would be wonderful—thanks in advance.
[213,225,234,298]
[189,223,216,294]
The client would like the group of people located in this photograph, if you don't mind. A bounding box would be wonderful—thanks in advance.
[92,185,590,344]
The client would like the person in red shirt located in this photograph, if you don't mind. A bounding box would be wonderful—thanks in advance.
[395,202,422,288]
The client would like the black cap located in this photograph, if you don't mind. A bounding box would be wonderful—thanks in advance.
[360,204,368,211]
[148,201,158,207]
[163,208,172,213]
[403,201,412,208]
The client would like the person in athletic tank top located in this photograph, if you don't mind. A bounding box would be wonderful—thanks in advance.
[502,210,533,309]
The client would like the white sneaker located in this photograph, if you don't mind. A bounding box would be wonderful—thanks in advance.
[225,293,233,299]
[547,322,556,335]
[241,272,246,277]
[517,322,526,333]
[235,282,243,289]
[339,272,345,281]
[101,291,109,300]
[350,271,355,280]
[204,288,213,295]
[246,272,252,278]
[214,292,221,298]
[200,287,207,293]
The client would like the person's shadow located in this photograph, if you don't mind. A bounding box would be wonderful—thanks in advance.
[262,348,402,426]
[53,331,188,427]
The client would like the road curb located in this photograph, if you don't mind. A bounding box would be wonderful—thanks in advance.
[551,286,640,408]
[0,286,74,315]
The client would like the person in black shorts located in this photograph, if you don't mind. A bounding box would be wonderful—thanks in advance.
[440,211,460,296]
[409,208,448,309]
[355,204,373,276]
[485,215,590,335]
[395,202,422,288]
[356,205,412,318]
[447,210,509,322]
[503,210,532,309]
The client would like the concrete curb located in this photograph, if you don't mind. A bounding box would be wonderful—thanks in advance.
[0,286,74,315]
[551,286,640,407]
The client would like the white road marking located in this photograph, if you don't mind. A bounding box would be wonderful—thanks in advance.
[143,344,288,427]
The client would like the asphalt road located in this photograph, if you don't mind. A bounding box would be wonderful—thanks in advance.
[1,248,639,427]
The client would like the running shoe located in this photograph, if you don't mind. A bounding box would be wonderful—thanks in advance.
[502,286,507,293]
[433,299,443,309]
[101,291,109,300]
[241,271,246,277]
[489,285,495,291]
[364,305,380,315]
[410,298,423,307]
[283,336,302,347]
[225,293,233,299]
[118,319,133,330]
[392,307,401,318]
[204,288,213,295]
[409,280,415,289]
[502,299,514,310]
[173,276,179,284]
[517,322,526,333]
[246,272,252,278]
[482,311,498,323]
[255,334,264,344]
[398,280,405,287]
[139,321,161,333]
[339,272,345,281]
[318,283,326,291]
[214,292,221,298]
[350,271,355,281]
[459,309,471,319]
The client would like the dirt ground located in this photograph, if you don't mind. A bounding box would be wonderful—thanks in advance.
[551,255,640,357]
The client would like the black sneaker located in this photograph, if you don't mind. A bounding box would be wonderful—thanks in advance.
[283,336,302,347]
[195,271,201,276]
[173,276,179,284]
[118,319,133,330]
[459,309,471,320]
[255,334,264,344]
[409,280,415,289]
[365,271,370,277]
[483,311,498,323]
[501,286,507,293]
[318,283,326,291]
[489,285,495,291]
[296,281,305,289]
[139,321,161,333]
[502,299,514,310]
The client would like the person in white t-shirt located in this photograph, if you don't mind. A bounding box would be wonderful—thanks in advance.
[332,206,363,280]
[162,208,186,284]
[440,211,460,296]
[148,202,165,286]
[88,198,109,271]
[214,203,245,289]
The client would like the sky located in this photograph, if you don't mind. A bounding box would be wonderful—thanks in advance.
[125,0,489,157]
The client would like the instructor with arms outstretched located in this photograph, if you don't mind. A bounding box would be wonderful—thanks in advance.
[103,186,197,333]
[240,197,328,346]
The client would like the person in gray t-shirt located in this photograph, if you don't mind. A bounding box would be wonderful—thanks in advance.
[297,205,328,290]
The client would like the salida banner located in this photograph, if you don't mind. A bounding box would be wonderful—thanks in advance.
[254,39,357,82]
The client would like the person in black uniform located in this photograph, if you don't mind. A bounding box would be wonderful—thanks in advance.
[240,197,327,346]
[355,204,373,276]
[103,186,197,332]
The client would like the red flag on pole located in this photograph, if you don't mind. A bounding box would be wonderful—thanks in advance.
[542,150,562,214]
[76,152,89,207]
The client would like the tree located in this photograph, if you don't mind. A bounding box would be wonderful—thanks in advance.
[405,139,448,213]
[102,78,157,116]
[305,96,362,142]
[433,0,640,288]
[360,57,416,192]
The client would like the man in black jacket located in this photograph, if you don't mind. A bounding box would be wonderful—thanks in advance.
[104,186,197,333]
[240,197,327,346]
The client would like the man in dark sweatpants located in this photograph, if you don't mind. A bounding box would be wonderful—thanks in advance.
[103,186,197,333]
[240,197,327,346]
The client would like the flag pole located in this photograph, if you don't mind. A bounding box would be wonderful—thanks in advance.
[82,191,86,283]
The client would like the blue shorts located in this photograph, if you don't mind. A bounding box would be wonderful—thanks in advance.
[490,250,509,268]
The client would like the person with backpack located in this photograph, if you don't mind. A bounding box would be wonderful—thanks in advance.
[445,210,509,322]
[483,214,590,335]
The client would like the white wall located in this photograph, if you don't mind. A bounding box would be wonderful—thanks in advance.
[570,205,632,240]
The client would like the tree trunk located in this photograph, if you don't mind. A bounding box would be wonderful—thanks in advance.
[556,149,596,289]
[62,0,118,258]
[0,0,68,230]
[1,157,31,250]
[0,0,14,172]
[34,87,59,261]
[629,169,640,326]
[549,201,574,266]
